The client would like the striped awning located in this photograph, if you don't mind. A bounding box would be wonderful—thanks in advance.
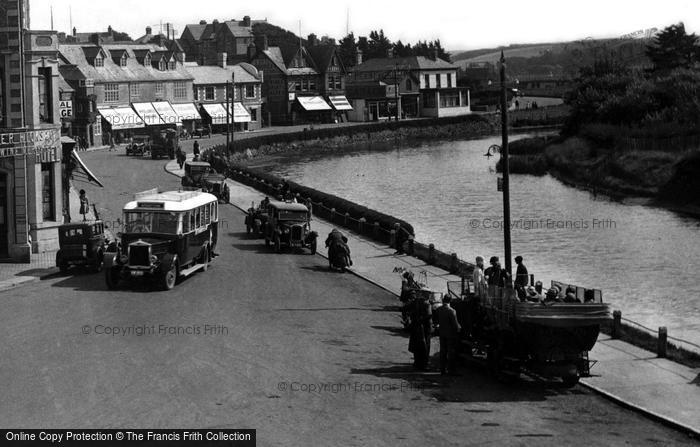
[132,102,165,126]
[296,96,332,111]
[97,106,144,130]
[328,95,353,111]
[201,103,228,125]
[171,102,202,121]
[225,102,251,123]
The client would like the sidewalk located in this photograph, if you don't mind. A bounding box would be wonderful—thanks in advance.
[165,156,700,437]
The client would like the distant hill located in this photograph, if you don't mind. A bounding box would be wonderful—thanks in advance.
[451,38,653,79]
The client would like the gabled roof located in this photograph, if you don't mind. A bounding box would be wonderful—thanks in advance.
[186,63,261,85]
[307,45,344,73]
[182,19,267,42]
[133,49,151,64]
[82,46,106,60]
[352,56,457,72]
[110,49,128,63]
[183,24,207,41]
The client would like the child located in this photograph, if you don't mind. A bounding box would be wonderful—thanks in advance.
[79,189,89,221]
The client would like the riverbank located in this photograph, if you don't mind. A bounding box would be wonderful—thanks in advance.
[499,136,700,218]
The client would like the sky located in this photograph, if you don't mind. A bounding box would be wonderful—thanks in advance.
[29,0,700,52]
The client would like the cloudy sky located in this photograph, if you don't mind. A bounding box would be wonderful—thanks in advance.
[30,0,700,51]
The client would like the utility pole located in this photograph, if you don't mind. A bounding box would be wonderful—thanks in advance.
[499,51,513,281]
[231,70,235,149]
[394,63,399,121]
[225,81,231,151]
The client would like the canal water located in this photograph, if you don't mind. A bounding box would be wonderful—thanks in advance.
[263,135,700,349]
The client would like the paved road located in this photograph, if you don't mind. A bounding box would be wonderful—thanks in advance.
[0,150,696,446]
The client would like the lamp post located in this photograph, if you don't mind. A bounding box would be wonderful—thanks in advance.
[394,63,400,121]
[231,70,235,149]
[499,51,513,280]
[225,80,231,150]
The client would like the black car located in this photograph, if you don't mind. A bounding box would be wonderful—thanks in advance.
[263,201,317,253]
[56,221,110,273]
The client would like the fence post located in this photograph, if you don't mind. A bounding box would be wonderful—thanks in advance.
[407,234,414,256]
[428,244,435,265]
[331,208,336,223]
[373,221,380,239]
[393,223,401,251]
[359,217,366,234]
[389,229,396,248]
[344,212,349,226]
[658,327,667,358]
[612,310,622,339]
[451,253,458,273]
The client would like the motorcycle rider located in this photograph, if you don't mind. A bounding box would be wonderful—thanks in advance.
[325,229,352,269]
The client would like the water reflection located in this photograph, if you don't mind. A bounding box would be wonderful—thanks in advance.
[265,135,700,346]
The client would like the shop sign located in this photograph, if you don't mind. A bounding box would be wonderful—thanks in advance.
[0,129,61,162]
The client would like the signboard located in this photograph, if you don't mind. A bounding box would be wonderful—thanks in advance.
[59,100,73,118]
[0,128,61,162]
[288,92,296,101]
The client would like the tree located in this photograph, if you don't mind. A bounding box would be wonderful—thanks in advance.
[338,33,357,68]
[646,23,700,71]
[366,29,392,59]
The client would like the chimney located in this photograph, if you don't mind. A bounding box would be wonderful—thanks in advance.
[199,20,207,25]
[386,47,393,58]
[156,34,166,48]
[72,26,76,37]
[307,33,318,47]
[90,33,102,46]
[433,48,439,61]
[218,52,227,67]
[108,25,113,36]
[247,42,256,61]
[146,26,152,35]
[356,49,363,65]
[242,15,251,27]
[255,33,268,51]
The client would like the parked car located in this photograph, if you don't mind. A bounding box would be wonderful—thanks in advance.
[263,201,318,253]
[192,126,211,138]
[150,128,178,160]
[182,161,213,188]
[245,204,268,237]
[104,189,219,290]
[56,221,110,273]
[127,135,150,156]
[203,174,230,203]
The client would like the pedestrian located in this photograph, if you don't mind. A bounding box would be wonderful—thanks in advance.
[79,189,89,221]
[193,140,200,158]
[407,292,432,371]
[108,131,115,151]
[434,295,461,375]
[176,148,186,169]
[472,256,486,297]
[514,255,529,289]
[484,256,507,287]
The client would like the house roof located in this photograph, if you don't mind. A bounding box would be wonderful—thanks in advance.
[59,43,194,84]
[353,56,457,72]
[260,45,319,76]
[183,19,266,42]
[307,45,340,72]
[183,24,207,41]
[186,63,260,85]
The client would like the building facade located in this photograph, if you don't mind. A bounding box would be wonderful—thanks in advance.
[180,16,265,66]
[1,0,64,260]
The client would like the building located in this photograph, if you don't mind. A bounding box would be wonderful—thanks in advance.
[347,53,470,121]
[179,16,265,66]
[306,41,352,122]
[58,37,194,147]
[1,0,65,260]
[186,57,263,131]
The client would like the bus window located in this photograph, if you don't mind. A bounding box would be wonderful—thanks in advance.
[204,204,210,224]
[189,211,195,231]
[211,202,217,222]
[195,207,201,228]
[183,211,191,233]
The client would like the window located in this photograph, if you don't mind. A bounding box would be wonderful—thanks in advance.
[130,83,140,98]
[104,83,119,102]
[447,73,452,88]
[94,119,102,135]
[203,205,210,225]
[405,79,412,90]
[155,82,164,97]
[94,55,104,67]
[174,82,187,99]
[168,60,176,70]
[245,84,255,98]
[424,74,429,88]
[250,108,257,121]
[158,59,166,71]
[295,81,301,92]
[41,163,54,220]
[205,86,215,100]
[120,54,127,67]
[440,91,460,108]
[436,74,441,88]
[144,54,151,66]
[38,67,53,123]
[309,79,316,91]
[327,75,334,90]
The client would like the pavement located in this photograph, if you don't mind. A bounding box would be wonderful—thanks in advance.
[1,152,697,438]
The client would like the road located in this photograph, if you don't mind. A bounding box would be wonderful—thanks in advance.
[0,149,696,446]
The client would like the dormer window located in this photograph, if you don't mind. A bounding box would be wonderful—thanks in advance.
[168,60,176,70]
[331,55,337,66]
[120,54,128,67]
[159,59,166,71]
[94,55,104,67]
[144,54,151,66]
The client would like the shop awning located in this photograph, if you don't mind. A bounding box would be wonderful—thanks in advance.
[201,103,228,125]
[151,101,181,126]
[328,95,353,111]
[226,102,251,123]
[171,102,202,121]
[70,149,104,187]
[297,96,332,111]
[132,102,165,126]
[97,106,144,130]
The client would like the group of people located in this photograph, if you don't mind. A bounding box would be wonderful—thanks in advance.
[325,229,352,270]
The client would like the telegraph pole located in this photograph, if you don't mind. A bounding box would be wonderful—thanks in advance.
[231,70,235,149]
[499,51,513,280]
[225,81,231,150]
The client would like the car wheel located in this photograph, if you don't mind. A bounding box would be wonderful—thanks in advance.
[274,235,281,253]
[162,261,178,290]
[200,246,209,272]
[105,267,120,290]
[93,252,104,273]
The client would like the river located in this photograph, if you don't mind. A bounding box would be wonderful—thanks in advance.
[261,134,700,350]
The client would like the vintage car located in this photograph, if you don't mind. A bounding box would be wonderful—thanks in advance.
[149,128,178,160]
[181,161,213,188]
[192,126,211,139]
[127,135,150,156]
[202,173,230,204]
[245,202,269,237]
[263,201,317,253]
[103,189,219,290]
[56,221,110,273]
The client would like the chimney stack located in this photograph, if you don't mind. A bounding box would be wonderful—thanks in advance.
[432,48,439,61]
[72,26,76,37]
[156,34,166,47]
[199,20,207,25]
[108,25,113,36]
[146,26,152,35]
[218,52,227,67]
[307,33,318,47]
[242,15,251,27]
[356,49,363,66]
[247,42,256,61]
[90,33,102,46]
[255,33,268,51]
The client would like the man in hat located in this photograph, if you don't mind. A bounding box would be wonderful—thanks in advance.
[434,295,461,375]
[484,256,506,287]
[472,256,486,297]
[514,255,529,289]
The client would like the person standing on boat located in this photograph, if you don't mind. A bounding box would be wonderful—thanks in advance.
[485,256,507,287]
[472,256,486,297]
[514,256,528,287]
[434,295,461,375]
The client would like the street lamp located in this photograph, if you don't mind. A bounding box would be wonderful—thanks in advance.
[483,51,513,283]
